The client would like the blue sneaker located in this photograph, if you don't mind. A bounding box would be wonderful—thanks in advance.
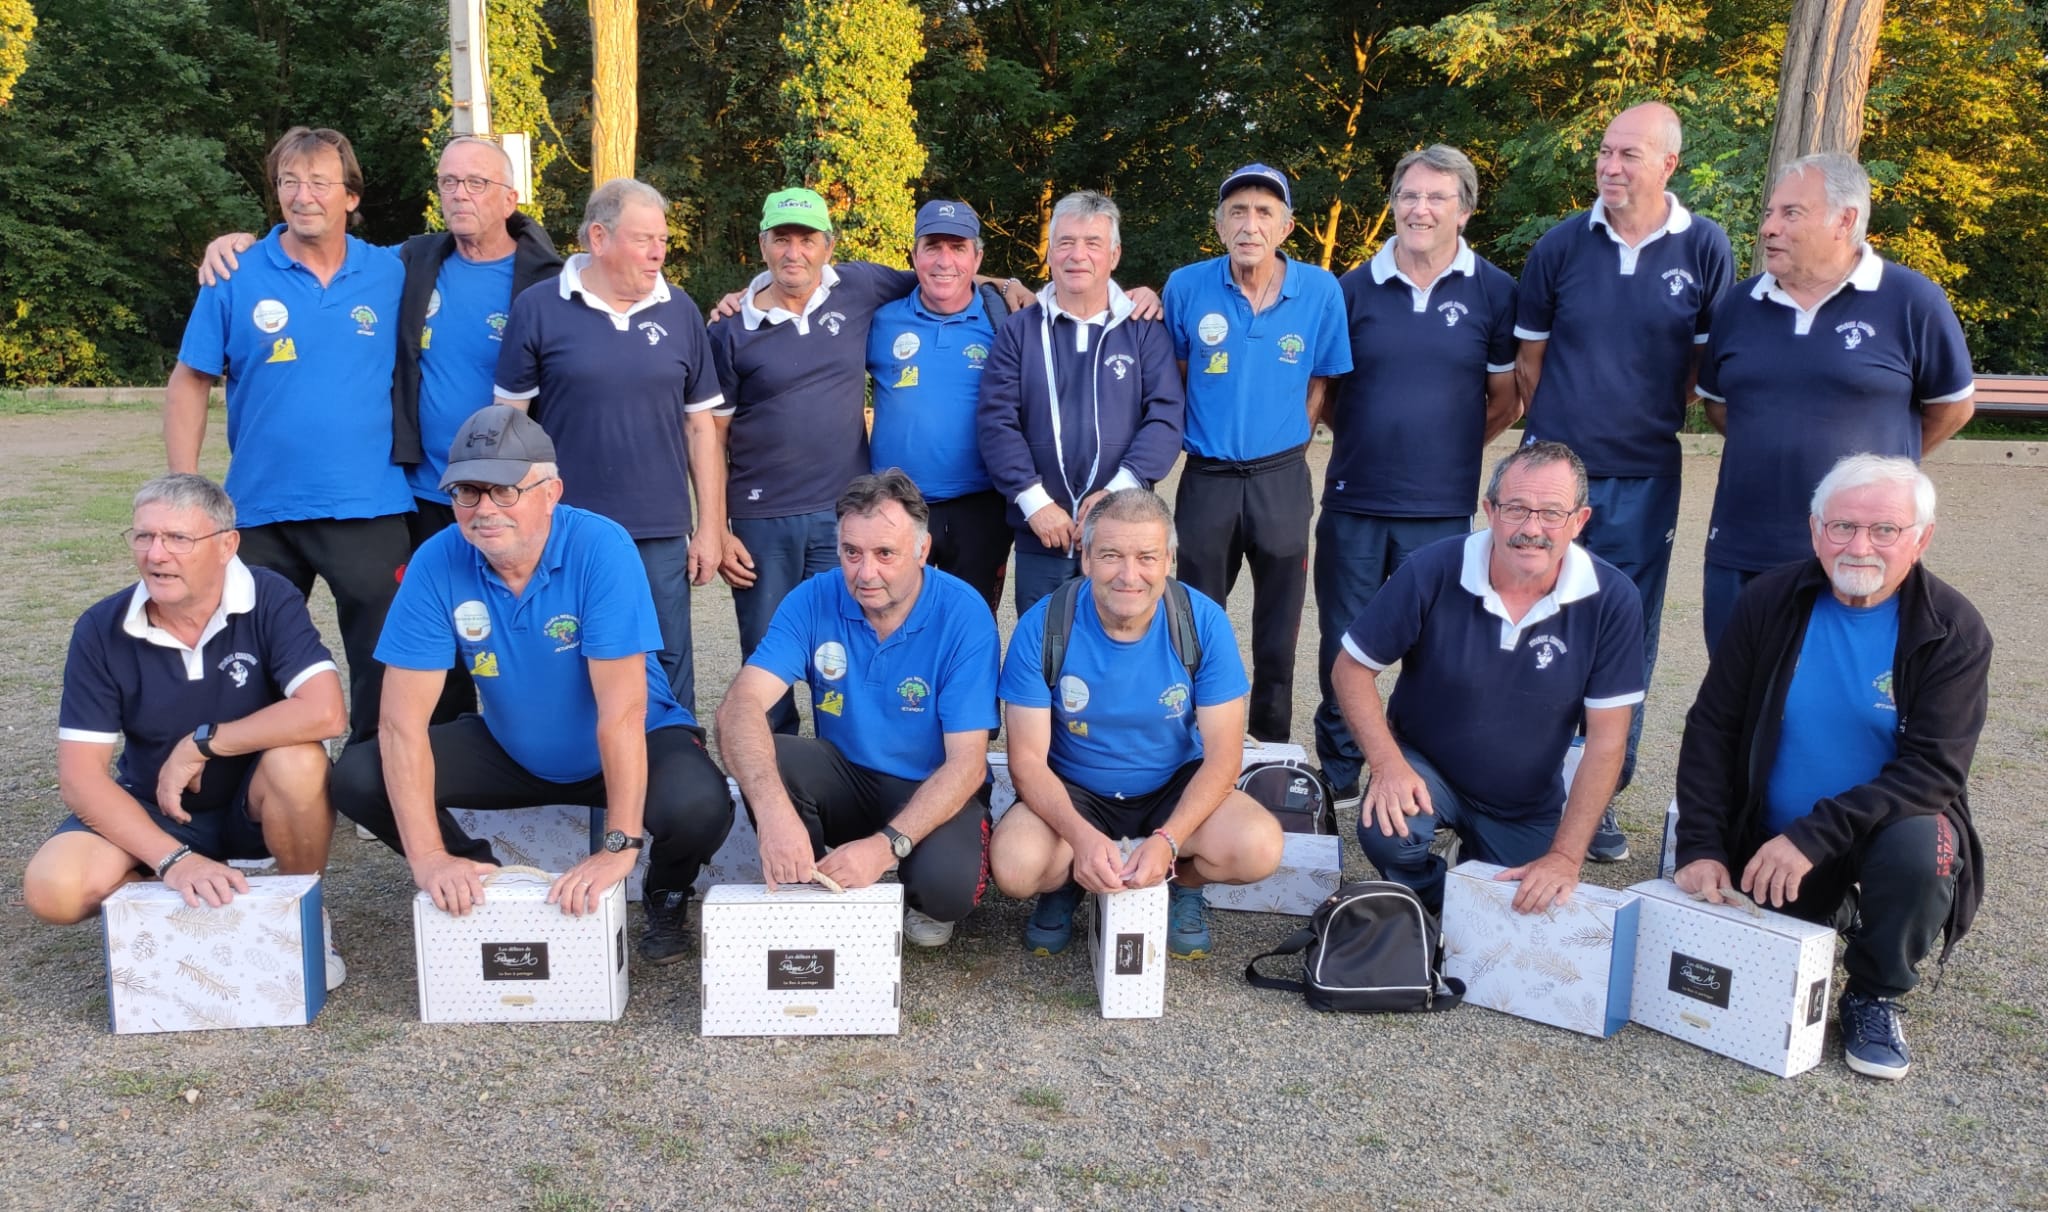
[1024,884,1083,956]
[1588,805,1630,863]
[1840,990,1911,1079]
[1168,884,1211,961]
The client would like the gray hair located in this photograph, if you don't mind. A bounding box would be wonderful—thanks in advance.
[838,469,931,539]
[1810,453,1935,528]
[440,135,515,182]
[580,178,667,246]
[1080,487,1177,557]
[1776,152,1871,245]
[134,473,235,532]
[1050,190,1121,250]
[1390,144,1480,213]
[1486,441,1589,511]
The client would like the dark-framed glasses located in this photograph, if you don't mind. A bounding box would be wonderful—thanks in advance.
[1490,503,1576,529]
[437,174,509,196]
[450,477,555,509]
[1820,520,1914,547]
[124,528,228,554]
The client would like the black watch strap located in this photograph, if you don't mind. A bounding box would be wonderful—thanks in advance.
[192,723,219,759]
[882,825,914,859]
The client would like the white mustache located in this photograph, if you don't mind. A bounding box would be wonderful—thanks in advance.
[1507,533,1554,550]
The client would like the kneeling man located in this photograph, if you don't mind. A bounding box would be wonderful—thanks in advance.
[331,407,732,964]
[1676,454,1989,1080]
[717,471,1000,947]
[990,488,1281,960]
[1332,441,1645,916]
[25,474,347,982]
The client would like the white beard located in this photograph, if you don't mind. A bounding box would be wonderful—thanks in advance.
[1829,558,1886,599]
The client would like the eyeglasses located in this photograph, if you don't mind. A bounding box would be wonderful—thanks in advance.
[276,176,343,197]
[1394,191,1460,209]
[449,477,555,509]
[124,528,228,554]
[437,174,510,196]
[1820,520,1916,547]
[1490,503,1576,529]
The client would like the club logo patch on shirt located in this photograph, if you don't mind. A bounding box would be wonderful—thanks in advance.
[217,652,257,689]
[1203,351,1229,375]
[544,614,580,652]
[472,651,499,678]
[252,299,289,334]
[421,327,433,351]
[1873,670,1896,712]
[818,689,845,717]
[1438,301,1469,327]
[1837,320,1876,350]
[1528,633,1568,670]
[1277,333,1306,365]
[487,312,508,341]
[1067,720,1089,737]
[819,311,846,337]
[350,306,379,336]
[639,321,668,346]
[1159,683,1190,719]
[426,289,443,320]
[265,338,298,364]
[1197,312,1229,346]
[892,332,920,360]
[894,366,920,388]
[453,600,492,642]
[1106,353,1135,381]
[1059,675,1090,713]
[963,342,989,370]
[1662,268,1696,296]
[896,676,931,712]
[814,642,848,681]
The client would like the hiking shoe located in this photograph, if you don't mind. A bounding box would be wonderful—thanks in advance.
[1329,778,1363,814]
[1588,806,1630,863]
[1168,884,1211,961]
[1840,990,1911,1079]
[638,890,693,966]
[322,909,346,992]
[903,907,955,948]
[1024,884,1083,955]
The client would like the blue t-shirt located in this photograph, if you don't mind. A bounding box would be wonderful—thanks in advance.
[1343,532,1646,819]
[1515,198,1735,478]
[747,567,1000,782]
[1162,253,1351,461]
[1699,251,1974,572]
[866,290,999,502]
[1327,240,1517,517]
[1765,594,1902,836]
[999,584,1249,798]
[58,560,337,817]
[493,257,723,540]
[709,261,919,519]
[413,252,517,503]
[175,228,413,526]
[376,504,694,783]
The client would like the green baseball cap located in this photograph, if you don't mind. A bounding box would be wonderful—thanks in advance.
[759,187,833,233]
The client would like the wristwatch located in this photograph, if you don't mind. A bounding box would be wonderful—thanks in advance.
[882,825,914,860]
[602,829,646,854]
[192,723,220,759]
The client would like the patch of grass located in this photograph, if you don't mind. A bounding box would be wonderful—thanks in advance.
[1018,1140,1046,1161]
[1357,1132,1390,1150]
[1017,1086,1064,1112]
[519,1163,601,1212]
[1037,988,1096,1011]
[1278,1079,1311,1097]
[254,1077,344,1117]
[0,391,161,417]
[103,1069,210,1099]
[906,1007,941,1028]
[1735,1075,1776,1095]
[755,1125,813,1158]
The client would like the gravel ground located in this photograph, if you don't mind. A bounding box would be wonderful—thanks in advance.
[0,407,2044,1211]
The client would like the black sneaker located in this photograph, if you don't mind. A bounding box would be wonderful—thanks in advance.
[1588,805,1630,863]
[639,889,693,966]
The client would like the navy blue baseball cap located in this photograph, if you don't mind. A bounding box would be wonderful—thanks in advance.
[1219,163,1292,209]
[914,199,981,241]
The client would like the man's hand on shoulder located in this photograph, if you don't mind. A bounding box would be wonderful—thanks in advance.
[708,289,746,323]
[197,233,258,287]
[549,848,638,916]
[1499,851,1580,914]
[1741,835,1814,909]
[162,851,249,909]
[815,834,893,891]
[412,852,498,917]
[1125,286,1163,322]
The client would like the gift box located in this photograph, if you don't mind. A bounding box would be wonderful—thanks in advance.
[1627,878,1836,1076]
[1441,861,1639,1038]
[101,875,327,1034]
[1089,859,1168,1019]
[700,882,903,1036]
[1657,799,1679,879]
[1201,833,1343,917]
[413,868,629,1023]
[445,779,756,902]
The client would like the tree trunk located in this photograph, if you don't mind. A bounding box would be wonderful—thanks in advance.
[1756,0,1884,267]
[589,0,638,185]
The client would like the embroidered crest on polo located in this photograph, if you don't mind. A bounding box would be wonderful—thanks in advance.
[1438,301,1469,327]
[218,651,257,689]
[544,614,581,652]
[1662,268,1696,296]
[1837,320,1876,350]
[1528,633,1568,670]
[639,321,668,346]
[1277,333,1306,364]
[1873,670,1896,711]
[963,342,989,369]
[1106,353,1135,381]
[892,332,920,360]
[452,600,491,642]
[895,676,931,712]
[814,641,848,681]
[1158,683,1190,719]
[350,306,379,336]
[1059,674,1091,712]
[487,312,508,341]
[1197,313,1229,346]
[819,311,846,336]
[252,299,289,334]
[426,289,443,320]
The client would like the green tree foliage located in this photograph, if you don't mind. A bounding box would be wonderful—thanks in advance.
[0,0,32,107]
[779,0,928,266]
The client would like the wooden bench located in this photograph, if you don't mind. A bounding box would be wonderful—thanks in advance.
[1973,374,2048,420]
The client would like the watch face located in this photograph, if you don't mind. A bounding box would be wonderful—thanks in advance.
[604,829,628,853]
[890,832,914,859]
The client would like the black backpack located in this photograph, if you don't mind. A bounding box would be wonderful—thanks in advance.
[1237,758,1337,835]
[1041,575,1201,686]
[1245,881,1465,1013]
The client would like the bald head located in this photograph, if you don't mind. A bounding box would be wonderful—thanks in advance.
[1596,103,1683,222]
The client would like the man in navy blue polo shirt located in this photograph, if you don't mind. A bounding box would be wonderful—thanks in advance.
[979,191,1187,615]
[1162,163,1350,744]
[494,178,724,716]
[1515,102,1735,859]
[167,126,414,746]
[329,407,734,965]
[715,471,1000,948]
[23,474,348,984]
[1314,144,1519,813]
[1698,152,1975,653]
[990,489,1282,961]
[866,200,1016,612]
[1332,442,1645,916]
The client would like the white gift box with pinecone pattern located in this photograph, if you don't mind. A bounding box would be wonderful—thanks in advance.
[1442,860,1640,1038]
[101,875,327,1034]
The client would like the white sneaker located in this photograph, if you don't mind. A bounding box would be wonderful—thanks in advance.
[903,908,954,948]
[354,824,377,841]
[322,909,347,992]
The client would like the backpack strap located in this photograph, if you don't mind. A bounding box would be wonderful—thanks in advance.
[1040,576,1085,689]
[1243,926,1316,994]
[1427,976,1467,1012]
[1162,578,1202,677]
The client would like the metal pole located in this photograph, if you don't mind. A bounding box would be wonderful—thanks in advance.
[448,0,492,135]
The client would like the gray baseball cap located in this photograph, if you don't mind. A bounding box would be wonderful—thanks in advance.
[440,405,556,489]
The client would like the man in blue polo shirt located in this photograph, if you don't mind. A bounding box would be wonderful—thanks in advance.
[715,471,1000,947]
[1332,442,1645,916]
[990,489,1282,961]
[1315,144,1519,812]
[24,473,348,985]
[866,200,1015,612]
[979,191,1187,615]
[166,126,414,746]
[329,407,734,964]
[494,178,724,715]
[1698,152,1975,653]
[1515,102,1735,859]
[1162,163,1350,744]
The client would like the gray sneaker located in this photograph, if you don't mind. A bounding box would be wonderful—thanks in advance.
[1588,806,1630,863]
